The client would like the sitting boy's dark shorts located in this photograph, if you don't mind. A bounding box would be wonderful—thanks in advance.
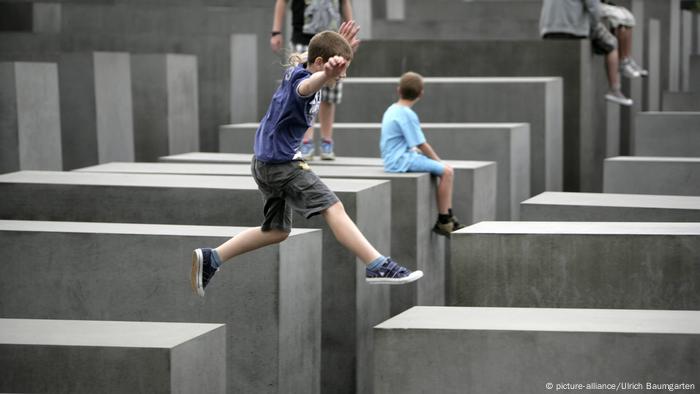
[251,157,339,233]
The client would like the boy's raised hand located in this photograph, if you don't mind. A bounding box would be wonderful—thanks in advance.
[324,55,348,80]
[338,20,360,52]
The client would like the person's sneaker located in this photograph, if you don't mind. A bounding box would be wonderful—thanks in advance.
[191,248,219,297]
[605,90,633,106]
[365,257,423,285]
[320,139,335,160]
[620,58,641,78]
[450,216,467,232]
[300,140,315,161]
[629,58,648,77]
[433,219,454,237]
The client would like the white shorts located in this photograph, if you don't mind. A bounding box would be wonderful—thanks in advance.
[600,3,636,28]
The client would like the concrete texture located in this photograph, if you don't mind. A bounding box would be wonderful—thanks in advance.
[0,171,390,394]
[131,53,199,162]
[230,34,257,123]
[221,122,520,219]
[0,221,320,394]
[59,52,134,170]
[604,156,700,196]
[520,191,700,222]
[662,92,700,111]
[2,2,280,154]
[75,161,458,316]
[343,39,609,193]
[373,0,540,40]
[335,77,562,196]
[648,18,661,111]
[633,112,700,156]
[0,318,225,393]
[157,152,497,226]
[374,306,700,394]
[0,61,61,174]
[449,222,700,309]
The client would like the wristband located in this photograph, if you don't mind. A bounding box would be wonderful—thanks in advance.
[271,31,281,37]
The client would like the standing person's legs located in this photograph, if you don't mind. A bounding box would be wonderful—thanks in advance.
[319,81,342,160]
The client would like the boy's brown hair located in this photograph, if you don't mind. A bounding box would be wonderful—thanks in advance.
[308,30,354,63]
[399,71,423,100]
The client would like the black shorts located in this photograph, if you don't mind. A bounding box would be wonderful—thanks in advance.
[251,157,339,232]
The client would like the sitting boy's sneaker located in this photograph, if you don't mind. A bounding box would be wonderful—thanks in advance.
[320,139,335,160]
[366,257,423,285]
[605,90,633,106]
[433,219,455,237]
[191,248,219,297]
[450,216,466,232]
[300,140,315,160]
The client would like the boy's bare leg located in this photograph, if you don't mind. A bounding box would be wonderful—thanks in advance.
[215,227,289,262]
[319,101,335,141]
[605,49,621,89]
[322,201,381,264]
[617,26,632,60]
[437,166,454,214]
[302,127,314,143]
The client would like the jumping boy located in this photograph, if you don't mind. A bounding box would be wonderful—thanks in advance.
[192,21,422,296]
[380,71,465,237]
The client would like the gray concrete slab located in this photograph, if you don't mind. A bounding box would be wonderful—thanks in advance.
[662,92,700,111]
[159,152,498,225]
[520,191,700,222]
[220,122,519,219]
[0,61,61,174]
[335,77,562,196]
[374,306,700,394]
[0,318,225,393]
[0,221,320,394]
[604,156,700,196]
[449,221,700,309]
[76,161,461,316]
[131,53,199,162]
[633,112,700,156]
[59,52,134,170]
[373,0,540,40]
[341,39,608,193]
[52,2,279,154]
[0,172,389,394]
[648,19,662,111]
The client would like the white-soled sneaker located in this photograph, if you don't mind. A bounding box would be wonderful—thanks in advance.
[366,257,423,285]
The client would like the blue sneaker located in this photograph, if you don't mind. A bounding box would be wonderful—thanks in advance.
[366,257,423,285]
[320,139,335,160]
[191,248,219,297]
[300,140,315,160]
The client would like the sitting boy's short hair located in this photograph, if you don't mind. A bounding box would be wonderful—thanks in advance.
[308,31,354,63]
[399,71,423,100]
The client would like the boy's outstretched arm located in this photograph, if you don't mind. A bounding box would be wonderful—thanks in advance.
[297,56,348,97]
[417,142,441,162]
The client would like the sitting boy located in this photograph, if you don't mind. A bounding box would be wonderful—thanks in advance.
[380,71,465,237]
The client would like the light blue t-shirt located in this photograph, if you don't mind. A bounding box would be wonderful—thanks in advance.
[380,104,426,172]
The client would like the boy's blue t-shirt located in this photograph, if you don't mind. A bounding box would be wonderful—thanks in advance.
[380,103,427,172]
[254,64,320,163]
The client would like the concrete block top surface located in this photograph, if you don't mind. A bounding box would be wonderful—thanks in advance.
[523,192,700,210]
[458,221,700,235]
[343,77,561,84]
[606,156,700,163]
[77,162,429,179]
[0,220,317,238]
[375,307,700,335]
[0,318,224,348]
[0,171,388,193]
[225,122,527,129]
[160,152,494,169]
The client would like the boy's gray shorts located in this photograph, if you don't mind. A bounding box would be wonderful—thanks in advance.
[251,157,339,233]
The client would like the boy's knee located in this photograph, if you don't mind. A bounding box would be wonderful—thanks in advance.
[442,165,454,178]
[266,228,290,243]
[322,201,344,216]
